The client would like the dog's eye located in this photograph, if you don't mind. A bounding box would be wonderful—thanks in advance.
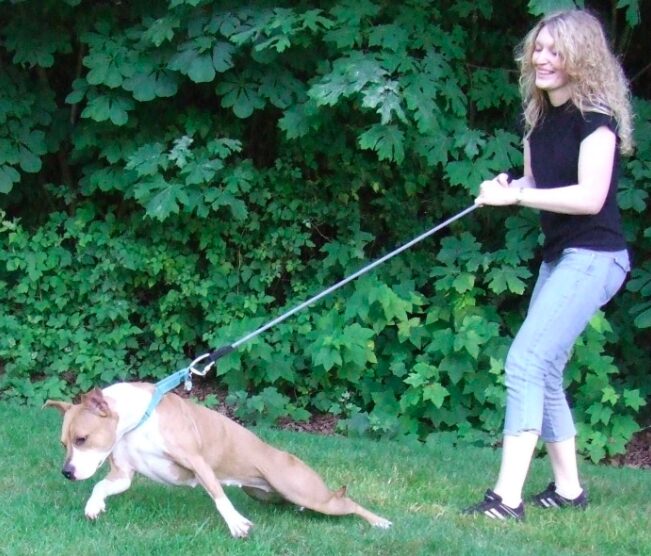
[74,436,88,447]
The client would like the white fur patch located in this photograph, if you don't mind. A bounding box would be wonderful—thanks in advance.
[70,446,110,480]
[215,496,253,538]
[112,413,197,487]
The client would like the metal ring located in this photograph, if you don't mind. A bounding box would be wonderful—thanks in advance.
[189,353,214,376]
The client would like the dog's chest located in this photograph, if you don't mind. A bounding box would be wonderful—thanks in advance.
[114,426,197,487]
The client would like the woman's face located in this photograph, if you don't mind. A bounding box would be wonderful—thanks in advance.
[532,25,571,105]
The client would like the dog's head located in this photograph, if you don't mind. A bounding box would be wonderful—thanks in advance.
[44,388,119,481]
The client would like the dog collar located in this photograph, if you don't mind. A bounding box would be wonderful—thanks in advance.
[133,367,192,430]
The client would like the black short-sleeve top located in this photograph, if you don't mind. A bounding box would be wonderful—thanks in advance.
[528,101,627,262]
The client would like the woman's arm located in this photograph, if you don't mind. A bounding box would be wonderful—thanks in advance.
[475,127,616,214]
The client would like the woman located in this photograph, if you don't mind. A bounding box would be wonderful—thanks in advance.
[464,9,634,520]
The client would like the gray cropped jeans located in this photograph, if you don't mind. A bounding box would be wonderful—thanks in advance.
[503,248,630,442]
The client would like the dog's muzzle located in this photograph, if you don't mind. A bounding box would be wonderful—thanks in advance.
[62,463,76,481]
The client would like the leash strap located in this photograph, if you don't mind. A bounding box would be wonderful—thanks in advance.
[128,205,478,430]
[200,204,479,371]
[134,367,191,429]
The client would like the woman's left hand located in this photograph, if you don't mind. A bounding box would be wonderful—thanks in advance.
[475,173,517,206]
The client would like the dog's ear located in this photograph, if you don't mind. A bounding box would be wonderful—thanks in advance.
[43,400,72,415]
[334,486,348,498]
[81,388,111,417]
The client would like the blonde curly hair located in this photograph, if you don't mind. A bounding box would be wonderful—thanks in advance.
[517,9,634,154]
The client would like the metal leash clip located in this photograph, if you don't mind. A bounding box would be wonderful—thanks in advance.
[189,353,215,377]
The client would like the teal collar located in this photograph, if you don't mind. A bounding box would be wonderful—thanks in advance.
[134,367,191,429]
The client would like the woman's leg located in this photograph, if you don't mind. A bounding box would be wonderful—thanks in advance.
[494,249,629,508]
[493,432,539,508]
[545,437,582,499]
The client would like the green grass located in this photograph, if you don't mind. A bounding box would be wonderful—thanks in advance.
[1,402,649,556]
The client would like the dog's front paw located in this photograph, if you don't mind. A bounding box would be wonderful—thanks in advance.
[371,516,393,529]
[227,516,253,539]
[84,498,106,520]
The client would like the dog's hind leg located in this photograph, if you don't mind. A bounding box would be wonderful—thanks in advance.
[317,486,393,528]
[183,455,253,538]
[85,458,134,520]
[261,453,392,528]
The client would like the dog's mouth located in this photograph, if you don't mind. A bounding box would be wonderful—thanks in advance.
[61,449,109,481]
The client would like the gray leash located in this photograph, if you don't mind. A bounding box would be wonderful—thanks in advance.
[188,203,479,378]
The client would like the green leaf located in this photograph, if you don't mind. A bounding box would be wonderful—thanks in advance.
[402,71,441,133]
[618,183,648,212]
[81,94,134,125]
[368,24,409,52]
[632,302,651,328]
[65,78,89,104]
[216,74,265,119]
[279,102,315,139]
[527,0,583,17]
[204,189,248,220]
[455,315,500,359]
[586,403,613,426]
[309,52,386,106]
[487,265,532,295]
[623,389,646,411]
[143,16,179,47]
[616,0,641,26]
[439,353,469,385]
[626,266,651,296]
[313,345,342,371]
[0,164,20,193]
[451,273,475,294]
[188,53,216,83]
[126,143,166,176]
[405,362,438,388]
[426,328,455,357]
[413,134,450,168]
[362,81,406,125]
[182,159,224,185]
[134,176,184,220]
[212,42,236,73]
[123,70,178,101]
[358,124,404,163]
[168,136,193,169]
[601,386,620,405]
[259,70,303,110]
[423,382,449,408]
[84,43,133,89]
[18,146,41,173]
[369,284,410,322]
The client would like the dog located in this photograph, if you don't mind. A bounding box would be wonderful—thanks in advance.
[45,382,392,537]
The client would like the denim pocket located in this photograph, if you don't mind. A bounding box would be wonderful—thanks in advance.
[612,250,631,273]
[603,250,630,304]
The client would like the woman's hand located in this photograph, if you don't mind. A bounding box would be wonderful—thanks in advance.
[475,173,517,206]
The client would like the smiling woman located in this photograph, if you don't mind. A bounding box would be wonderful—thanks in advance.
[467,9,635,522]
[532,27,571,104]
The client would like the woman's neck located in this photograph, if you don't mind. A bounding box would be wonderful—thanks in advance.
[546,87,571,107]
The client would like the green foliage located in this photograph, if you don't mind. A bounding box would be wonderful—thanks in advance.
[0,0,649,464]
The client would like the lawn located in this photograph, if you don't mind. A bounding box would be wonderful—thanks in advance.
[1,401,649,556]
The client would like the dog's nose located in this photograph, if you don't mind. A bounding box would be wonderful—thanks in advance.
[62,465,75,481]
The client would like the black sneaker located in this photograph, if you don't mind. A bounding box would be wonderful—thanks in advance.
[531,482,588,509]
[463,489,525,521]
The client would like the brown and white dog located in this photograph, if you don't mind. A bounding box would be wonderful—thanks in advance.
[45,382,392,537]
